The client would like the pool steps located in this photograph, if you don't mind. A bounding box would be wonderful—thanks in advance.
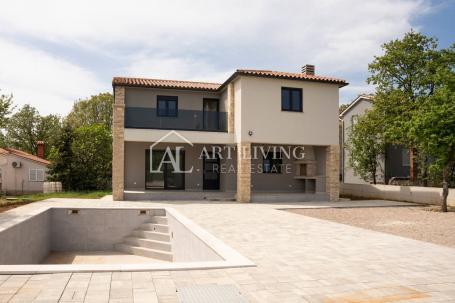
[115,216,173,261]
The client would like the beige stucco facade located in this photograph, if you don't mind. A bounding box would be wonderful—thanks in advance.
[112,70,345,202]
[0,153,49,194]
[234,76,339,145]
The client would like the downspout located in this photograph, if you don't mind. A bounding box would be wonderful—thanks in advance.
[340,118,344,182]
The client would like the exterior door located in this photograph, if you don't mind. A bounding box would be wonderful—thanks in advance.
[203,99,219,130]
[145,149,185,190]
[203,153,220,190]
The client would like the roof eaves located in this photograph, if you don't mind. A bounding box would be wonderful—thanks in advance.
[339,95,374,118]
[4,148,50,165]
[219,70,348,90]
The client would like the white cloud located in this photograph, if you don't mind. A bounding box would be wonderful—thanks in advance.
[125,55,232,83]
[0,0,433,113]
[0,38,106,115]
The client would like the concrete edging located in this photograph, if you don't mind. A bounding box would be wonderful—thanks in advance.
[341,183,455,206]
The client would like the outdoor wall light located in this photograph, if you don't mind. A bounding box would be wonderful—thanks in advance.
[248,130,253,136]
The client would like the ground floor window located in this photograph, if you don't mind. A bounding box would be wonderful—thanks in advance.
[29,169,44,182]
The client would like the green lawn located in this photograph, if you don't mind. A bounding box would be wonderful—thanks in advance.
[1,190,111,206]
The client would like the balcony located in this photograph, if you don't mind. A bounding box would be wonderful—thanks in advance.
[125,107,228,132]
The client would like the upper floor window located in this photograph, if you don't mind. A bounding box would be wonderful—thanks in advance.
[351,114,359,126]
[263,151,283,174]
[157,96,178,117]
[29,168,44,182]
[281,87,302,112]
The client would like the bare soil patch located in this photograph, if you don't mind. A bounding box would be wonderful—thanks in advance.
[286,206,455,248]
[0,201,31,213]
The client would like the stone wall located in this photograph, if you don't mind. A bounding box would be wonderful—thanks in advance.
[341,183,455,206]
[326,145,340,201]
[236,142,251,202]
[227,83,235,134]
[113,86,125,201]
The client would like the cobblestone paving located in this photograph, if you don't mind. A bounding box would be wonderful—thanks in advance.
[1,199,455,302]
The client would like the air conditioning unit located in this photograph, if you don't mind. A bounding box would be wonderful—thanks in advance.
[12,161,22,168]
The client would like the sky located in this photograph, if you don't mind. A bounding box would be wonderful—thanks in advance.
[0,0,454,116]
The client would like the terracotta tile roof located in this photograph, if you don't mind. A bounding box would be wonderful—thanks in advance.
[234,69,348,87]
[0,147,50,165]
[113,69,348,91]
[112,77,221,91]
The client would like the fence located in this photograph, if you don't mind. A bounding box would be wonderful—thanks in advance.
[43,182,63,193]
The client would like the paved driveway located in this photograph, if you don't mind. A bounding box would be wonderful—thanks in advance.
[1,199,455,302]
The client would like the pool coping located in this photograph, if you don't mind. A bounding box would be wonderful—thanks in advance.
[0,205,255,274]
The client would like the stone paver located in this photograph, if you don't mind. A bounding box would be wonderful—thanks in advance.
[1,199,455,302]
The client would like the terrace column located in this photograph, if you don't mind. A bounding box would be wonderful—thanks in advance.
[236,142,251,202]
[227,83,235,134]
[325,145,340,201]
[112,86,125,201]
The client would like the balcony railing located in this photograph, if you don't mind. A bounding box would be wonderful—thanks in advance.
[125,107,228,132]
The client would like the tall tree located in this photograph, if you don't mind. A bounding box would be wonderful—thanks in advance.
[0,91,14,129]
[367,31,439,182]
[4,104,62,157]
[347,109,386,184]
[66,93,113,129]
[47,124,74,190]
[0,91,14,147]
[4,104,41,154]
[409,45,455,211]
[70,124,112,190]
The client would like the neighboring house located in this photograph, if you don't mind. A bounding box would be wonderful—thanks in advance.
[0,142,50,194]
[112,65,348,202]
[340,95,410,184]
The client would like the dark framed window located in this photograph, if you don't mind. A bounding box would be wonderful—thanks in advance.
[263,151,283,174]
[157,96,178,117]
[281,87,302,112]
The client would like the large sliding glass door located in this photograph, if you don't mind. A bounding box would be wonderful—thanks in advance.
[145,149,185,190]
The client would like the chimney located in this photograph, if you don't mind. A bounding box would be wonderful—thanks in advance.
[301,64,315,76]
[37,141,45,159]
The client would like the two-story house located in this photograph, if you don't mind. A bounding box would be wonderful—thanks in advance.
[112,65,347,202]
[340,94,410,184]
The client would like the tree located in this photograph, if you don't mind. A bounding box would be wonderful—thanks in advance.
[4,104,62,157]
[339,103,349,115]
[4,104,41,154]
[367,31,439,182]
[0,91,14,147]
[37,114,62,157]
[66,93,113,130]
[47,124,74,190]
[0,91,14,129]
[347,109,386,184]
[70,124,112,190]
[409,45,455,212]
